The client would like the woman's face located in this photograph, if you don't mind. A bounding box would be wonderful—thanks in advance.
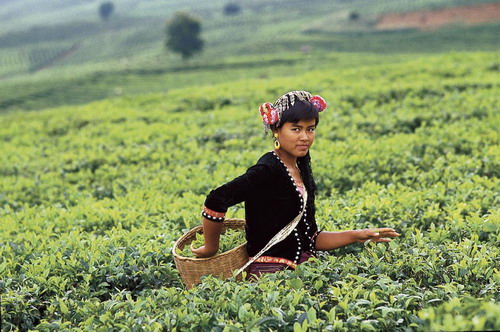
[275,119,316,158]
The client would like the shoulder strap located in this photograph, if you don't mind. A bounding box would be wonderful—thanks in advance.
[235,191,308,276]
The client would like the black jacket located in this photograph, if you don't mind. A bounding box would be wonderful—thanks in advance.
[204,151,320,263]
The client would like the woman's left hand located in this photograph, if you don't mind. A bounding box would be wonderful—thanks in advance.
[355,228,400,243]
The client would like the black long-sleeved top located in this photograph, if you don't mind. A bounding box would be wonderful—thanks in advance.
[204,151,320,263]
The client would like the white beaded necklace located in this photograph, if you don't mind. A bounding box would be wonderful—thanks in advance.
[272,151,317,262]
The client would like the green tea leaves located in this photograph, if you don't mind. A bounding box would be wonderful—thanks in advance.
[0,51,499,330]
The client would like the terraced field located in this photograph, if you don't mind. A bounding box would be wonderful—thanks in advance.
[1,51,498,330]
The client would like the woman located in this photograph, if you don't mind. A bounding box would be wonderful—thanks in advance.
[192,91,399,278]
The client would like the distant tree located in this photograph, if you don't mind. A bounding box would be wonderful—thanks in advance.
[349,11,360,21]
[224,3,241,16]
[99,2,114,21]
[165,12,204,60]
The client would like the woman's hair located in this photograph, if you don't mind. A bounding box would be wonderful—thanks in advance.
[271,99,319,130]
[298,151,317,215]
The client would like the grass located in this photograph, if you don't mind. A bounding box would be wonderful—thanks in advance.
[0,0,498,113]
[0,52,419,112]
[1,22,499,113]
[1,0,498,72]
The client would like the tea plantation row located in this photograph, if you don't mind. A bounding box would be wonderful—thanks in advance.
[0,52,499,330]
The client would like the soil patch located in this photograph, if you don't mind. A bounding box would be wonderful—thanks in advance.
[376,2,500,30]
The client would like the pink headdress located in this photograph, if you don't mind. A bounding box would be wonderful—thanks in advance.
[259,90,327,132]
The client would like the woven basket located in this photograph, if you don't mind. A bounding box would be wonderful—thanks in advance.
[173,218,249,289]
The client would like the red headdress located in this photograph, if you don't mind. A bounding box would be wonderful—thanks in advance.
[258,91,327,132]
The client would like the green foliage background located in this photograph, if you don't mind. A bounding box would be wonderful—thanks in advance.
[1,51,499,330]
[1,0,499,112]
[1,0,499,330]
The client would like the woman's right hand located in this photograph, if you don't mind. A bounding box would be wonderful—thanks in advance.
[191,217,224,258]
[191,245,218,258]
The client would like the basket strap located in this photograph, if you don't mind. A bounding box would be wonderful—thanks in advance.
[235,191,308,276]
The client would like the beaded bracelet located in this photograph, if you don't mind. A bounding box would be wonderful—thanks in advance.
[201,206,225,222]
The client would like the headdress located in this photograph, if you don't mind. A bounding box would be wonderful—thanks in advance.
[259,90,327,132]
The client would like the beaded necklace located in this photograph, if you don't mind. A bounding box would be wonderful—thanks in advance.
[272,151,317,262]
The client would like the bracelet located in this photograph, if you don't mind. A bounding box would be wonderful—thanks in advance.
[201,206,225,222]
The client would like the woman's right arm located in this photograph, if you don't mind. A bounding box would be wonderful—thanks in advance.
[192,163,273,258]
[191,217,224,258]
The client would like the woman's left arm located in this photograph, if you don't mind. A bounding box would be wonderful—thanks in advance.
[315,228,400,251]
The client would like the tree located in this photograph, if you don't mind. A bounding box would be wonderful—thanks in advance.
[349,11,360,21]
[165,12,204,60]
[224,3,241,16]
[99,2,114,21]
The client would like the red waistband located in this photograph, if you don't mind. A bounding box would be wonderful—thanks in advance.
[250,256,298,269]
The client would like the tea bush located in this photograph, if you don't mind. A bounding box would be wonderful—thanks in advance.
[176,228,246,258]
[0,52,499,330]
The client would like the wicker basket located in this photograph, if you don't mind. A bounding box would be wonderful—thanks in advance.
[173,218,249,289]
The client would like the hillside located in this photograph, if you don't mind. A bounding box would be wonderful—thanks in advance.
[1,0,499,113]
[1,51,499,330]
[1,0,498,77]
